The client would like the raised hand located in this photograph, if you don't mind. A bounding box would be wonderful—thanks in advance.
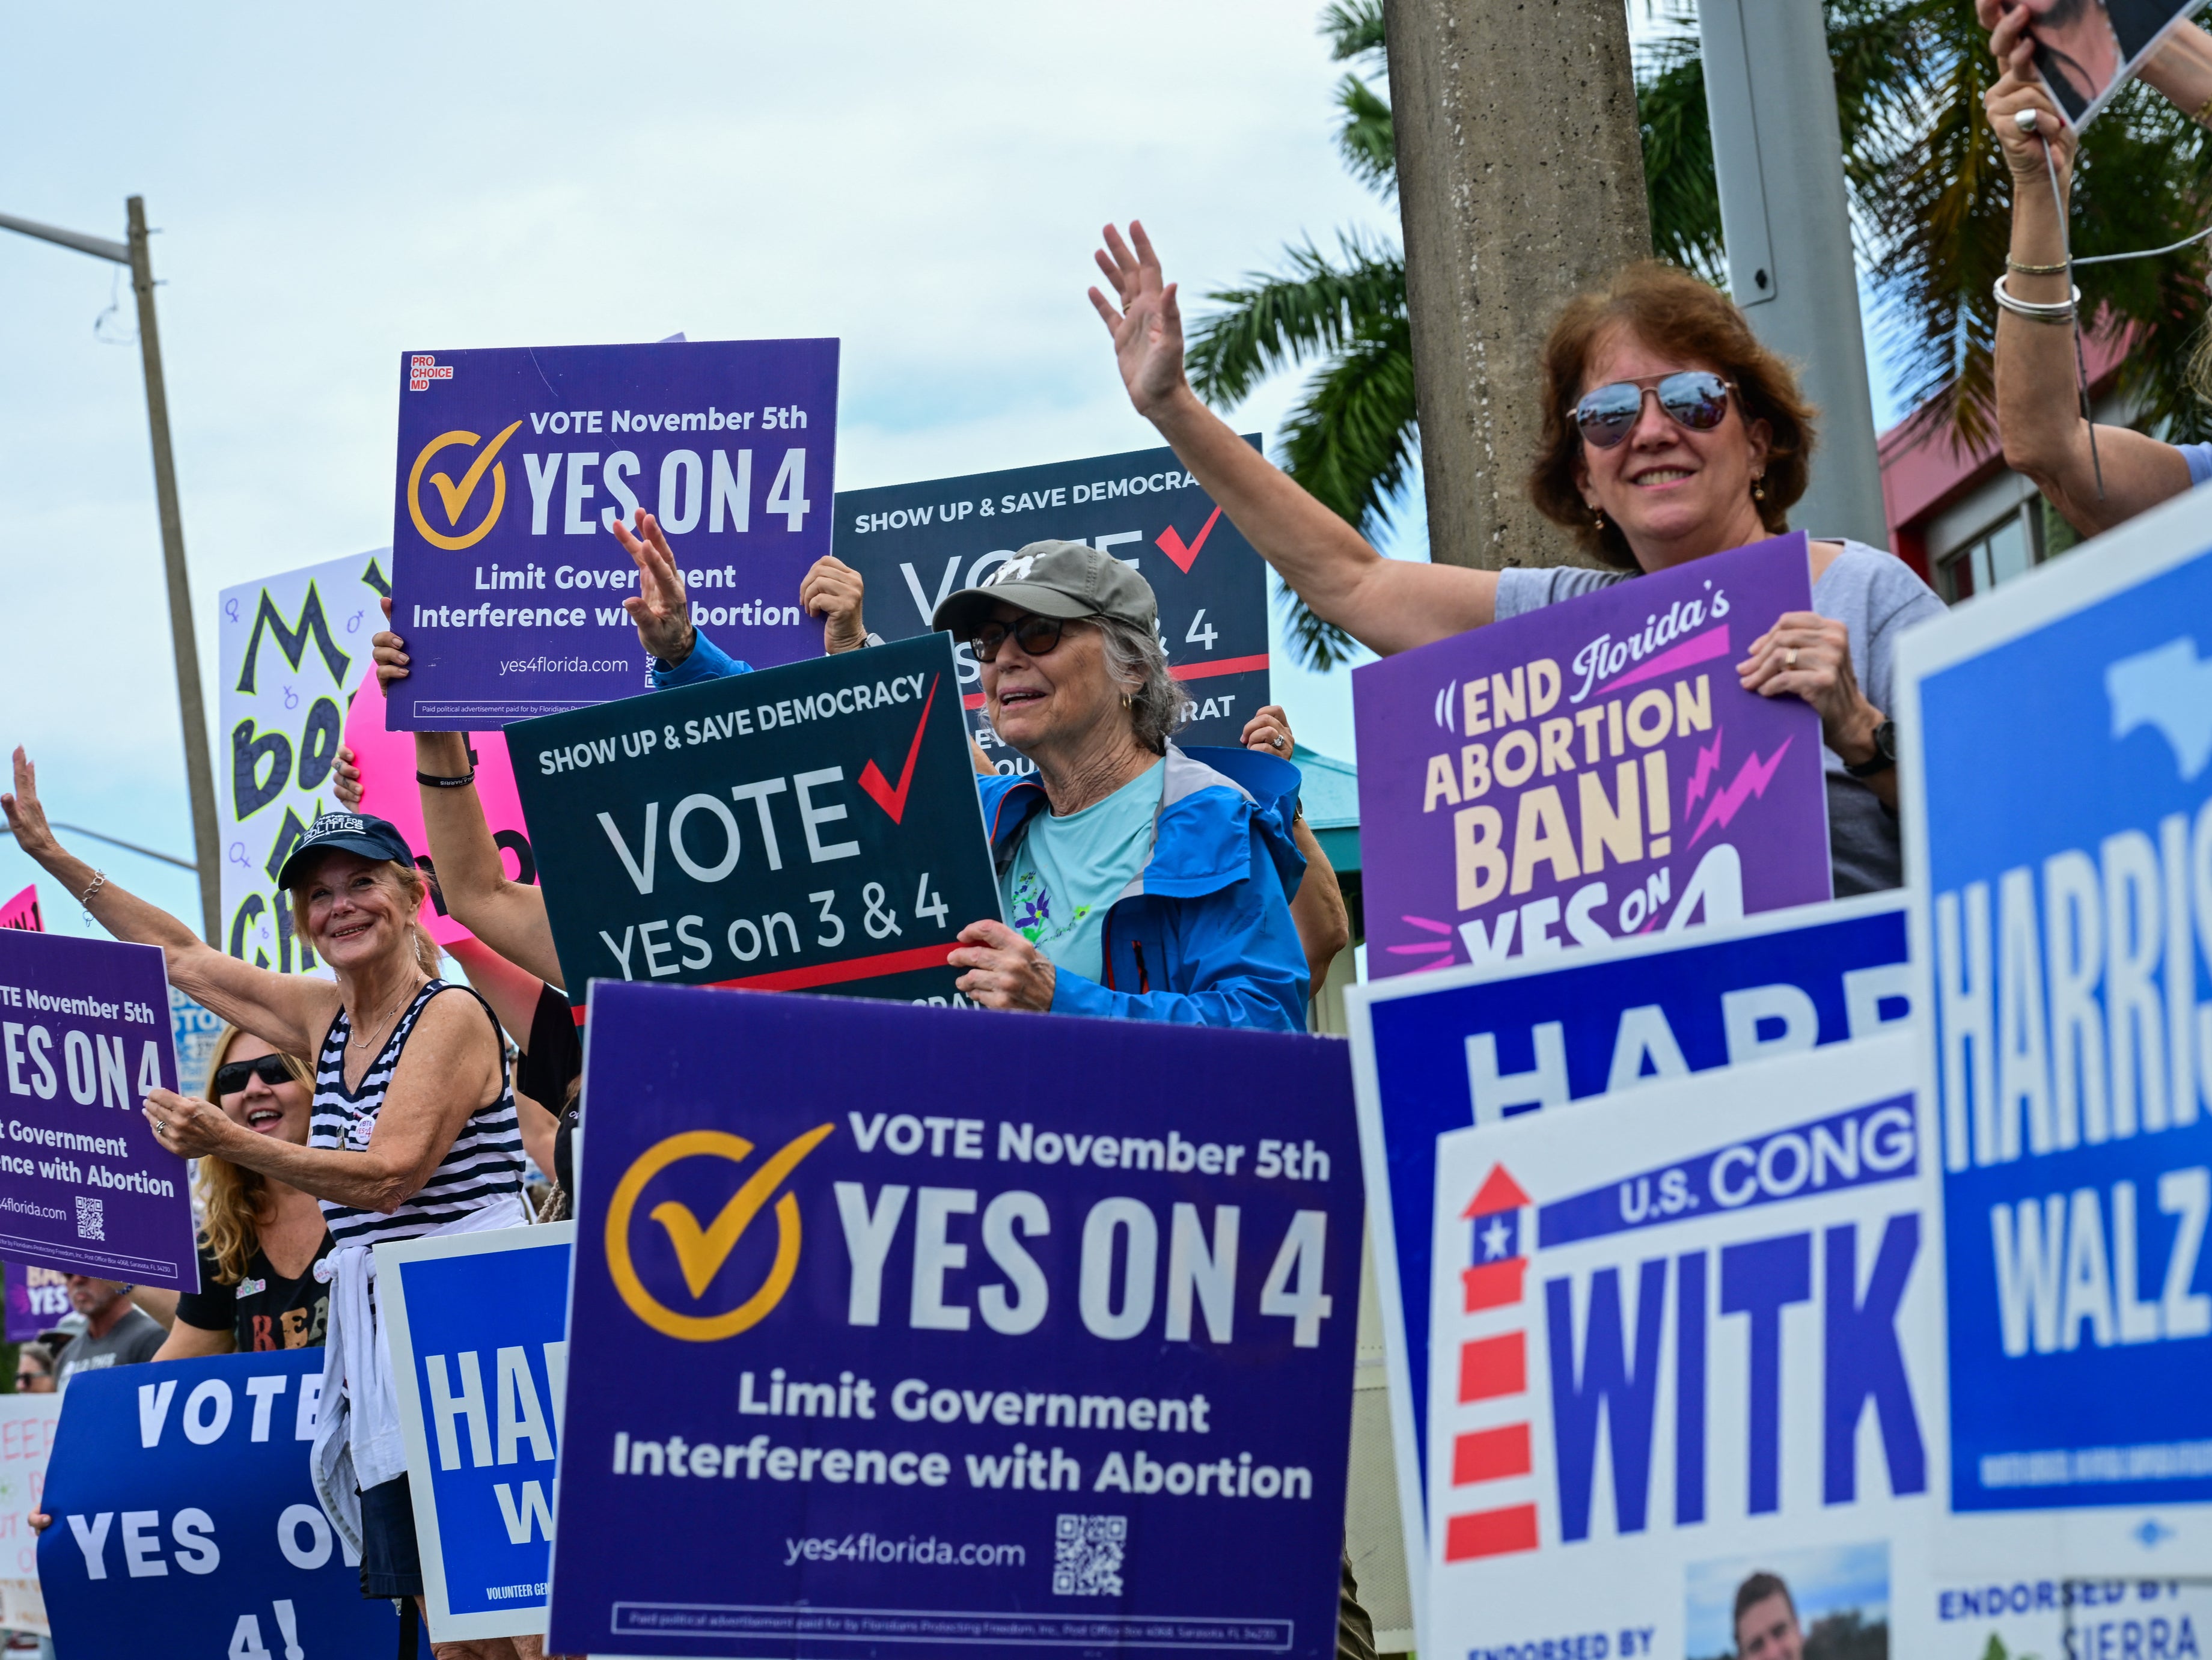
[611,510,695,665]
[370,594,412,692]
[331,746,365,812]
[1088,221,1191,421]
[1981,0,2076,188]
[1241,704,1296,758]
[1,748,58,862]
[801,556,869,653]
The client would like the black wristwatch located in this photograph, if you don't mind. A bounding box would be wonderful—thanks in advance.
[1844,719,1896,778]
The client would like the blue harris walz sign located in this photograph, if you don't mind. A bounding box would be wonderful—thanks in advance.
[39,1350,424,1659]
[378,1222,572,1643]
[1897,486,2212,1550]
[547,983,1361,1659]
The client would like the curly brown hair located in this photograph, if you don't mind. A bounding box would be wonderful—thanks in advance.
[1529,262,1819,571]
[197,1025,317,1286]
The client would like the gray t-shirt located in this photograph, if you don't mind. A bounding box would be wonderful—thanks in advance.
[55,1304,166,1389]
[1493,540,1946,896]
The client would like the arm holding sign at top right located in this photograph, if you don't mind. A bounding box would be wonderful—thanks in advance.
[1980,1,2212,539]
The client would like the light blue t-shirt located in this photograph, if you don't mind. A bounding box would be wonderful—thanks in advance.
[1000,759,1165,984]
[2182,441,2212,489]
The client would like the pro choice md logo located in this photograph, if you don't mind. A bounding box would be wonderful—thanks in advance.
[605,1124,834,1341]
[406,418,524,552]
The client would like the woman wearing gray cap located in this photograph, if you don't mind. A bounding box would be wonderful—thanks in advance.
[927,540,1312,1030]
[2,751,538,1658]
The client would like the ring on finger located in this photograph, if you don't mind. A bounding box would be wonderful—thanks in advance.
[1786,647,1799,670]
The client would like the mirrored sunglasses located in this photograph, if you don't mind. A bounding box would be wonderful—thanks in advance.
[1571,370,1735,449]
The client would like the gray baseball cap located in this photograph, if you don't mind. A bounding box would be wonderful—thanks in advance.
[930,540,1158,640]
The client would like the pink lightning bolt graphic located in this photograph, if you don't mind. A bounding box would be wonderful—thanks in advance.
[1687,737,1794,847]
[1683,726,1725,814]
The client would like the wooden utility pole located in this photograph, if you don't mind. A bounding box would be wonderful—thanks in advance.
[0,200,221,942]
[1383,0,1652,571]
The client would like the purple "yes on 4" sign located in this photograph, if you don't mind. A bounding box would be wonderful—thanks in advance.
[1352,534,1832,978]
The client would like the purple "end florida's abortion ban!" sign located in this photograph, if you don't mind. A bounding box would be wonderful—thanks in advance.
[388,338,840,729]
[0,930,197,1289]
[1352,534,1832,978]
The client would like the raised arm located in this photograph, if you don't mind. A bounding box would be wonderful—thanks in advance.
[3,749,340,1057]
[1981,4,2196,535]
[147,987,499,1214]
[1090,221,1495,655]
[1241,706,1349,993]
[413,731,564,987]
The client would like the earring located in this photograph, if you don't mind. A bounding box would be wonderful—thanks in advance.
[1589,504,1607,532]
[1752,477,1767,502]
[1121,692,1134,710]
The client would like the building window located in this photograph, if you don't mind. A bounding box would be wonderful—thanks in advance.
[1937,503,2040,603]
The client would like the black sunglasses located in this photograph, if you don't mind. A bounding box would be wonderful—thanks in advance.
[971,614,1074,665]
[1571,370,1736,448]
[213,1054,293,1099]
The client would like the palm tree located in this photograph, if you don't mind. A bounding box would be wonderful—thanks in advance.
[1193,0,2212,671]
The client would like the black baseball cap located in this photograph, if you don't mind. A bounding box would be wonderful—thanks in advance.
[275,812,416,891]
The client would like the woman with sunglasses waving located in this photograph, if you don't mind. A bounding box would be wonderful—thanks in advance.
[150,1027,333,1358]
[929,541,1311,1030]
[1092,225,1946,895]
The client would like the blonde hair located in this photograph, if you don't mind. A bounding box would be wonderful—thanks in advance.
[196,1025,316,1286]
[286,857,442,978]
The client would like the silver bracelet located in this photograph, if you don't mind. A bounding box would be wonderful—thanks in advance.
[80,870,108,907]
[1993,274,2080,322]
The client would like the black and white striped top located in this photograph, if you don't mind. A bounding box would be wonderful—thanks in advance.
[310,980,525,1249]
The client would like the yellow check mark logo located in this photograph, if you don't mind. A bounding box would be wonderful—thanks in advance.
[405,418,523,552]
[605,1123,835,1341]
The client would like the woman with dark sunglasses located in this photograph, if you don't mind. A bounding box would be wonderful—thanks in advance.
[145,1026,333,1359]
[1090,224,1946,895]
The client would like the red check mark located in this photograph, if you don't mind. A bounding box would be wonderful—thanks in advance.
[857,675,939,825]
[1154,505,1223,574]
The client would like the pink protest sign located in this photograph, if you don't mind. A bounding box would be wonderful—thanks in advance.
[0,883,41,932]
[340,674,537,944]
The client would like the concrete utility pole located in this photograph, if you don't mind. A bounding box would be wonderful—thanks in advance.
[0,199,221,943]
[1383,0,1652,572]
[1699,0,1889,548]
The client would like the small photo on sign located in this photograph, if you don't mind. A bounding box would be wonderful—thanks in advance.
[1684,1541,1890,1660]
[2021,0,2210,126]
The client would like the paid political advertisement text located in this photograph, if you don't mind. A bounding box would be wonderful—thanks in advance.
[1344,893,1911,1596]
[389,338,839,727]
[1425,1037,1940,1659]
[1898,484,2212,1573]
[833,441,1270,757]
[546,983,1361,1659]
[1353,533,1832,979]
[38,1349,425,1659]
[379,1222,571,1643]
[0,930,194,1287]
[511,632,1000,1008]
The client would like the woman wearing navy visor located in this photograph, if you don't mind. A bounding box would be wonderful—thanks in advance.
[2,756,539,1660]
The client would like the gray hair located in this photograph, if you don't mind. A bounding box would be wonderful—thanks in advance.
[1091,616,1187,754]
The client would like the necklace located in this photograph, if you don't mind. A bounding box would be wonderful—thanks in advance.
[347,978,424,1053]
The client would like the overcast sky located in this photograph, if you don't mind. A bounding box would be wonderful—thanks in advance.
[0,3,1896,937]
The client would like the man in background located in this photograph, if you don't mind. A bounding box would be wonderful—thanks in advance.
[49,1278,162,1389]
[1734,1572,1804,1660]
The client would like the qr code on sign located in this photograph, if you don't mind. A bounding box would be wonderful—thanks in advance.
[75,1197,103,1242]
[1053,1514,1127,1597]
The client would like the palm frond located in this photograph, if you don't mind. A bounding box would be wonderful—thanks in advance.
[1637,51,1726,284]
[1187,237,1406,409]
[1321,0,1384,67]
[1335,73,1396,197]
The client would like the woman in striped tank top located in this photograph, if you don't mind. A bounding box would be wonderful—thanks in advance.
[3,762,537,1657]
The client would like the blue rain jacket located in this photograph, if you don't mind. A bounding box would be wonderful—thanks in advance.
[979,744,1310,1031]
